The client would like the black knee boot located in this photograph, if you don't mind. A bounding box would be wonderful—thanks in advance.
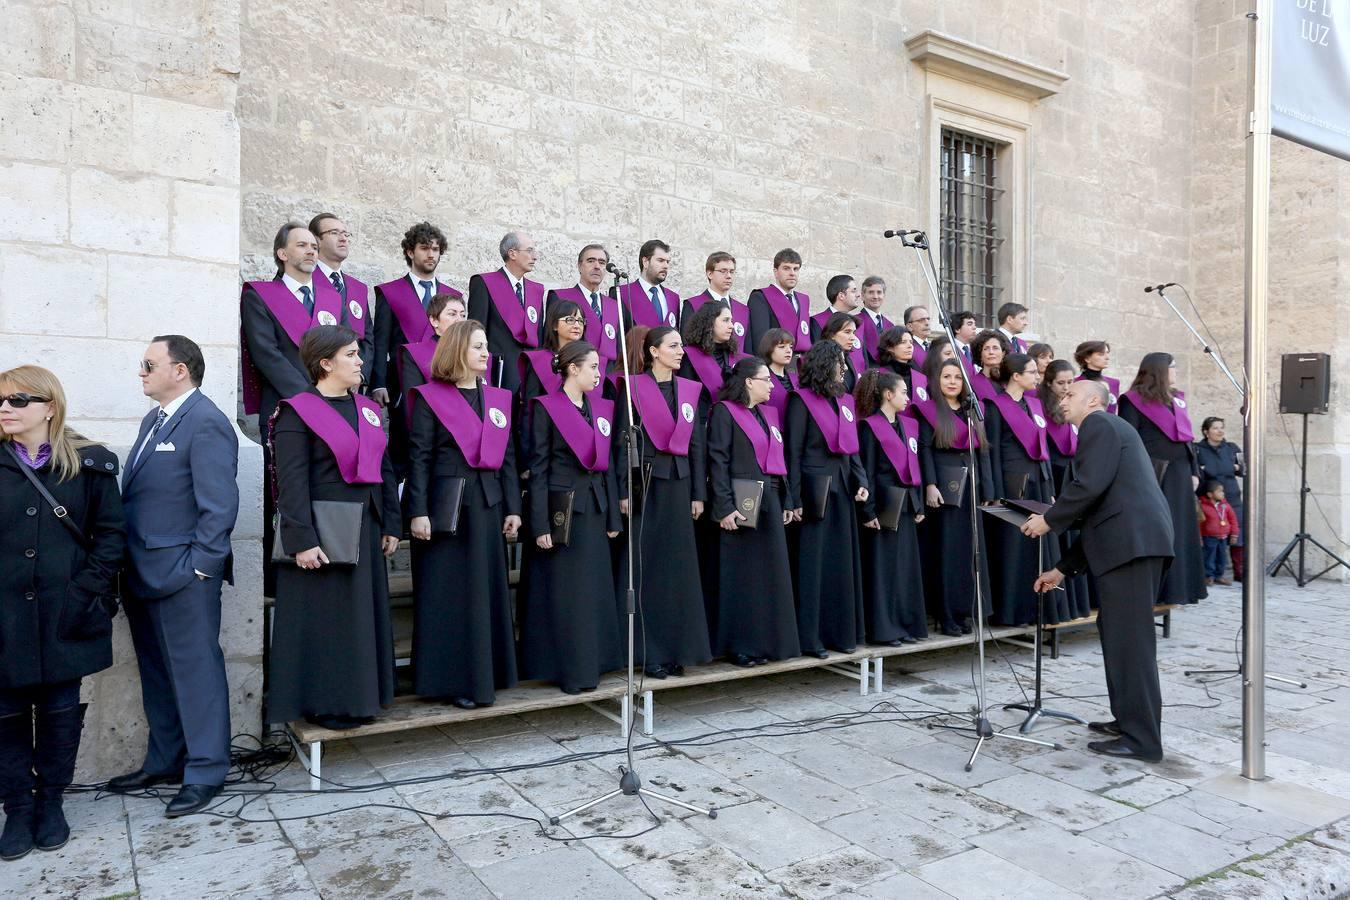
[0,712,35,862]
[33,704,85,852]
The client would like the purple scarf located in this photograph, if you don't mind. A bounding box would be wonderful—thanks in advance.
[760,284,812,351]
[864,414,921,486]
[722,401,787,476]
[991,393,1050,462]
[796,389,861,455]
[535,393,614,472]
[408,381,511,469]
[278,392,387,484]
[627,374,702,456]
[480,270,545,347]
[1123,389,1195,443]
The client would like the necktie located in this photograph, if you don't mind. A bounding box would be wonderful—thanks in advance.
[514,281,524,306]
[419,280,434,309]
[137,410,168,466]
[649,286,663,321]
[962,345,972,364]
[786,290,797,312]
[590,291,602,318]
[299,285,313,315]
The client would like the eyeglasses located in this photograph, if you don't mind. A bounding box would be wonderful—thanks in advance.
[320,229,352,239]
[748,376,774,383]
[559,315,586,326]
[140,360,183,375]
[0,393,49,409]
[712,268,736,276]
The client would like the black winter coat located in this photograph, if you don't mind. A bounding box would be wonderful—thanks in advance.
[0,442,125,688]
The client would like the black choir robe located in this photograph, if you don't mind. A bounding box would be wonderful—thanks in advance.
[405,387,520,703]
[706,403,800,660]
[858,419,928,643]
[267,392,400,723]
[1048,431,1094,617]
[467,271,544,396]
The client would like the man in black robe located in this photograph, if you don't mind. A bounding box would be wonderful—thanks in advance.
[746,248,809,353]
[310,212,373,382]
[467,230,544,395]
[1022,380,1175,763]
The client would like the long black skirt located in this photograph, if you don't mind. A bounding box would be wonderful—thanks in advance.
[694,510,721,635]
[1051,463,1093,618]
[619,476,712,668]
[519,506,624,692]
[860,518,928,642]
[410,496,518,704]
[716,486,800,660]
[923,497,987,632]
[1158,460,1208,605]
[795,478,865,653]
[989,474,1064,626]
[268,512,394,722]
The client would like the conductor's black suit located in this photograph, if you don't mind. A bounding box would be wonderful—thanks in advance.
[1044,408,1174,759]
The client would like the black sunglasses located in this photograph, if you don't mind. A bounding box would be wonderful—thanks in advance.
[0,393,50,409]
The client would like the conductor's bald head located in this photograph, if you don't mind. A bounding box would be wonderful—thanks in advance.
[1062,380,1109,426]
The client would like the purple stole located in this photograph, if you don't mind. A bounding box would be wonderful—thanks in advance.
[1076,372,1121,414]
[240,280,344,415]
[1123,389,1195,443]
[279,392,387,484]
[479,270,544,347]
[796,389,861,455]
[519,350,562,394]
[911,342,928,371]
[722,401,787,476]
[554,286,619,364]
[903,370,930,420]
[378,277,460,344]
[684,346,746,396]
[857,311,894,362]
[408,381,511,469]
[535,394,614,472]
[687,292,751,353]
[970,370,998,402]
[403,340,437,383]
[628,375,702,456]
[914,400,981,450]
[619,281,679,328]
[761,285,812,350]
[765,367,800,418]
[992,393,1051,461]
[1047,420,1078,457]
[313,273,370,338]
[865,413,922,486]
[846,344,868,379]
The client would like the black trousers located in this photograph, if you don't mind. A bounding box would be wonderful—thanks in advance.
[1094,556,1167,758]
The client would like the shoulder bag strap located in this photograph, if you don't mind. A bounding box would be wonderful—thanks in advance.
[5,443,92,551]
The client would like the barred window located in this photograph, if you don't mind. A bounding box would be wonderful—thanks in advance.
[939,129,1005,327]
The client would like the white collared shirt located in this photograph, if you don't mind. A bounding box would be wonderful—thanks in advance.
[707,289,729,305]
[407,271,439,305]
[501,267,525,299]
[638,278,668,319]
[777,283,799,311]
[578,283,604,306]
[132,387,197,466]
[281,273,314,304]
[316,260,343,290]
[998,326,1017,343]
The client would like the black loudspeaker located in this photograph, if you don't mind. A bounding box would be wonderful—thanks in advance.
[1279,353,1331,415]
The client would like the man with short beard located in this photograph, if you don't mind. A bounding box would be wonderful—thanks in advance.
[617,239,680,331]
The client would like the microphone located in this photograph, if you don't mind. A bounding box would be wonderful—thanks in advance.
[606,261,630,279]
[1144,282,1178,293]
[883,229,922,239]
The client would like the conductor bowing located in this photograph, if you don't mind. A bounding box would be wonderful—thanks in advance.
[1020,380,1174,763]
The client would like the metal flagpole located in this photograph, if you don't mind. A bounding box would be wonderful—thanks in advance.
[1241,0,1272,782]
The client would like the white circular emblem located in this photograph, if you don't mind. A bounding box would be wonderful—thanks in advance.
[526,306,539,324]
[489,408,507,429]
[852,337,862,350]
[604,323,616,340]
[597,416,611,437]
[1109,394,1118,406]
[770,426,783,443]
[1033,414,1047,428]
[361,407,381,426]
[733,322,745,337]
[916,387,929,402]
[1174,397,1186,408]
[316,310,337,326]
[908,436,919,454]
[800,320,809,335]
[348,300,363,320]
[681,402,695,423]
[1071,424,1079,435]
[667,312,677,327]
[842,406,854,422]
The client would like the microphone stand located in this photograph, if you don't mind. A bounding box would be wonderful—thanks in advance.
[896,231,1061,770]
[1151,285,1306,689]
[549,266,718,826]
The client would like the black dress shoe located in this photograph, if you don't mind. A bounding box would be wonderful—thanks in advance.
[561,686,582,695]
[106,768,183,792]
[901,636,919,644]
[450,697,477,710]
[959,621,973,634]
[305,714,363,731]
[730,654,756,667]
[940,626,962,637]
[669,664,685,676]
[751,656,769,666]
[1088,720,1122,736]
[165,783,222,818]
[807,649,829,659]
[644,664,669,679]
[884,639,903,647]
[1087,739,1163,763]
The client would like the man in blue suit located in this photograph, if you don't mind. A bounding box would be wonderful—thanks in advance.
[109,335,239,816]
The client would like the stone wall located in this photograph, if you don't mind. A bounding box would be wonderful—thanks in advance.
[0,0,258,777]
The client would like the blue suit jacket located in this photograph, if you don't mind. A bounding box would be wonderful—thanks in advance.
[122,391,240,599]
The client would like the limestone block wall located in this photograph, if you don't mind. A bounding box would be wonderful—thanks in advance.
[0,0,257,777]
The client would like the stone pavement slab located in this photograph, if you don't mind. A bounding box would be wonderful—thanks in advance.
[911,846,1087,899]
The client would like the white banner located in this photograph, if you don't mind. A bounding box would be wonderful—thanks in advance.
[1272,0,1350,161]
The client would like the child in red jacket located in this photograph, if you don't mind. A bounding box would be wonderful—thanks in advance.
[1199,479,1239,585]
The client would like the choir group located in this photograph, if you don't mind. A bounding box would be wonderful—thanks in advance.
[242,218,1209,731]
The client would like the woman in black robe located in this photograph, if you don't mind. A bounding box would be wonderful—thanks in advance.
[854,369,927,644]
[1039,359,1093,616]
[707,359,800,665]
[819,312,866,394]
[269,325,401,730]
[916,358,993,636]
[1120,352,1207,605]
[786,341,869,656]
[614,326,712,678]
[877,326,915,392]
[406,320,520,709]
[983,353,1065,626]
[519,299,587,463]
[520,341,625,693]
